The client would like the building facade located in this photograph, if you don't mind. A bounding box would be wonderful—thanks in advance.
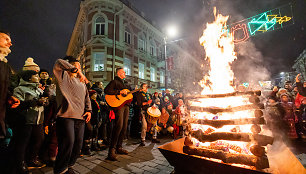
[66,0,166,88]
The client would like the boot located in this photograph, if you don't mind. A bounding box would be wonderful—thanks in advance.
[91,138,101,151]
[27,156,46,169]
[116,147,128,155]
[17,161,30,174]
[82,140,91,155]
[107,148,117,161]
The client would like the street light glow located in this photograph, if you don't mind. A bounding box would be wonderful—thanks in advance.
[166,25,178,38]
[280,72,285,75]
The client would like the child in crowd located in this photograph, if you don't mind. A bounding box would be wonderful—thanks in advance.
[83,90,102,154]
[10,70,48,173]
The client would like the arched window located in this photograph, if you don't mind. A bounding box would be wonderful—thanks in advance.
[95,17,105,35]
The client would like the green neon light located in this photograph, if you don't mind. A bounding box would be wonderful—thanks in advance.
[248,12,277,35]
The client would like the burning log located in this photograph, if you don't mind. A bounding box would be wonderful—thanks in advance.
[185,91,261,100]
[251,124,261,134]
[250,145,266,157]
[183,145,269,169]
[191,131,274,146]
[189,104,261,114]
[254,110,263,118]
[191,117,265,128]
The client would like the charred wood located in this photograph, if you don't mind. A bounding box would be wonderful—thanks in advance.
[183,146,269,169]
[191,131,274,146]
[191,117,265,128]
[250,145,266,157]
[185,91,261,100]
[189,104,259,114]
[251,124,262,134]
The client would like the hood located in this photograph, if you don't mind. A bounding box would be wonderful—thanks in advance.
[19,78,39,88]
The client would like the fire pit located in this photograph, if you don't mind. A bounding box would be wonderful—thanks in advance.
[158,7,305,174]
[183,91,272,169]
[158,138,269,174]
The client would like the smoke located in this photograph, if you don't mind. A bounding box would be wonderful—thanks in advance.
[189,0,287,88]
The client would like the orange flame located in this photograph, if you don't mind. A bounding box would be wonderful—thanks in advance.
[199,7,236,95]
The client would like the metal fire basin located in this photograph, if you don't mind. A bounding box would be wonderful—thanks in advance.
[158,138,269,174]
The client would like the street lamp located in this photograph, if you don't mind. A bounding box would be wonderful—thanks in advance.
[164,25,178,89]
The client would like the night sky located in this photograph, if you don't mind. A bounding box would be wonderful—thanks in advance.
[1,0,305,79]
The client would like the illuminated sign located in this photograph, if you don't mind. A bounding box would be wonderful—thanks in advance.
[228,3,294,44]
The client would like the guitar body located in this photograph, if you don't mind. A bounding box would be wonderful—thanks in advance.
[105,92,133,109]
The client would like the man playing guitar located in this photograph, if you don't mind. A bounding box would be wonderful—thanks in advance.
[104,68,131,161]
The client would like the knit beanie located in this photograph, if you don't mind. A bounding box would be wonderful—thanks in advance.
[23,57,40,72]
[89,90,97,96]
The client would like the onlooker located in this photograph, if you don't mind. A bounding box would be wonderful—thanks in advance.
[53,56,91,174]
[280,93,298,139]
[10,70,48,173]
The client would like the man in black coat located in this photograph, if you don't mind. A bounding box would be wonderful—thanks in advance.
[104,68,131,161]
[0,31,20,140]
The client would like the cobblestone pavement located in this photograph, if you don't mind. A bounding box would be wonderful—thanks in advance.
[30,137,306,174]
[31,137,175,174]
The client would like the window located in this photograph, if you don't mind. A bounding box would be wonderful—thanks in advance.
[124,30,131,44]
[160,71,165,84]
[95,17,105,35]
[138,38,145,51]
[150,67,155,82]
[93,52,105,71]
[123,58,131,75]
[149,40,156,56]
[139,63,145,79]
[150,46,155,56]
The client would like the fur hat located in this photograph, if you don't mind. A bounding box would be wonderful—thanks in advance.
[23,57,40,72]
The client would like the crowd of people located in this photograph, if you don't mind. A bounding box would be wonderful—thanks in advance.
[1,30,306,174]
[0,31,188,174]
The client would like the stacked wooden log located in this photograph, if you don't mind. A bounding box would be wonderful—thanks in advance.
[184,91,273,169]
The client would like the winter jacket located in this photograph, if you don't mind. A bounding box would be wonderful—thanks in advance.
[13,79,45,125]
[0,61,13,138]
[104,76,131,95]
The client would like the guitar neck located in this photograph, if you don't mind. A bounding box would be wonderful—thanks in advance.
[127,89,140,94]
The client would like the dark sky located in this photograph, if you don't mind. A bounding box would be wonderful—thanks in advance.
[1,0,305,78]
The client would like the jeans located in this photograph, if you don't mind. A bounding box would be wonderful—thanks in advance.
[109,105,129,149]
[54,118,85,174]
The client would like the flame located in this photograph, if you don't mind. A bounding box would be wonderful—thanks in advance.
[199,7,236,95]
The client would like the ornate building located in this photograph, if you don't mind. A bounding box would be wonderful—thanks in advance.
[66,0,166,88]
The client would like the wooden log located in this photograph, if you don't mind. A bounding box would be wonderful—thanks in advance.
[183,146,269,169]
[191,131,274,146]
[189,104,260,114]
[254,109,263,118]
[250,145,266,157]
[191,117,266,128]
[251,124,262,134]
[185,91,261,100]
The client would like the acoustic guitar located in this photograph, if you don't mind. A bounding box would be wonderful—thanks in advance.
[105,89,140,109]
